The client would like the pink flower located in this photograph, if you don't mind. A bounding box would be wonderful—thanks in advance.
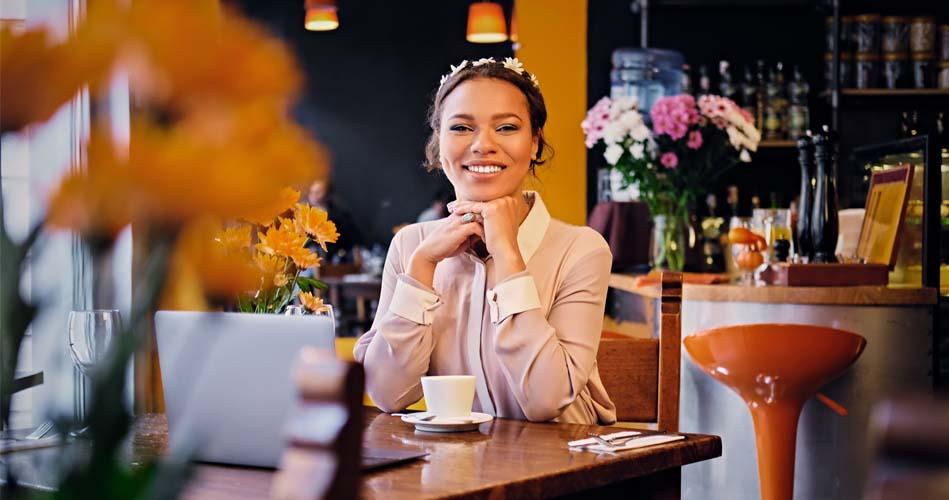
[660,152,679,169]
[582,97,614,147]
[687,130,703,150]
[650,95,698,141]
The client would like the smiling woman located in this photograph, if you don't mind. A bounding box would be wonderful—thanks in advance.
[354,58,617,425]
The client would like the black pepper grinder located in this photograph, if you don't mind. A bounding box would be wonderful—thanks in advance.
[809,125,839,263]
[795,131,814,261]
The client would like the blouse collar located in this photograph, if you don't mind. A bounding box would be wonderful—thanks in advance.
[516,191,550,263]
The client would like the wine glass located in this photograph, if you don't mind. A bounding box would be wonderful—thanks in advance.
[67,309,121,435]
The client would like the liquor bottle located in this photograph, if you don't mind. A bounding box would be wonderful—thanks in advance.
[809,125,839,263]
[787,65,810,140]
[698,64,711,98]
[795,132,814,261]
[740,65,758,127]
[751,194,762,210]
[764,64,786,140]
[700,193,726,272]
[682,63,693,96]
[755,60,767,133]
[719,60,737,101]
[727,185,740,219]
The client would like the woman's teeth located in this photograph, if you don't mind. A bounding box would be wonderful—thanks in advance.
[466,165,504,174]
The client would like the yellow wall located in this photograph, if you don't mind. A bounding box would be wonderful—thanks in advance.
[516,0,587,226]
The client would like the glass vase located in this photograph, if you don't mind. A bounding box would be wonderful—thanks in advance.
[650,212,688,272]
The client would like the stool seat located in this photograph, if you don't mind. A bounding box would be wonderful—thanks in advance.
[684,324,866,500]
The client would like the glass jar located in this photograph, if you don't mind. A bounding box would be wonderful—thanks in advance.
[611,48,684,115]
[650,212,688,272]
[824,52,854,89]
[910,16,935,53]
[855,52,879,89]
[882,16,910,53]
[883,52,909,89]
[826,16,854,52]
[854,14,880,53]
[912,52,934,89]
[939,61,949,89]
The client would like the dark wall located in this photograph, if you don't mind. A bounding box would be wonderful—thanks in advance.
[234,0,513,245]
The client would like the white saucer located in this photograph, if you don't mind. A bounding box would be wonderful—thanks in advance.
[400,412,494,433]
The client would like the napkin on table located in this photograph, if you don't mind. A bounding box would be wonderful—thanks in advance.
[567,430,685,453]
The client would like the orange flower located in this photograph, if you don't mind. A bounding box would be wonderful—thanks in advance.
[162,217,261,310]
[242,188,300,227]
[299,292,330,314]
[294,203,340,251]
[289,247,322,270]
[46,133,132,245]
[273,273,290,288]
[254,251,288,291]
[1,20,117,133]
[124,0,302,113]
[214,225,251,254]
[256,218,308,259]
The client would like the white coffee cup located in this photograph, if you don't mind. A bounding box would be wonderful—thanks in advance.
[420,375,475,418]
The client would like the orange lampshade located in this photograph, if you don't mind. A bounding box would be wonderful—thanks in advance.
[304,0,338,31]
[509,10,518,43]
[466,2,507,43]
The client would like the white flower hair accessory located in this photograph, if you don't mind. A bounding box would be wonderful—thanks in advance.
[437,57,540,90]
[502,57,524,74]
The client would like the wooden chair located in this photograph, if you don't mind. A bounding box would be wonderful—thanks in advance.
[271,348,365,500]
[597,272,681,432]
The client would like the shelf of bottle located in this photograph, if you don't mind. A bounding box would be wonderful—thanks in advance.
[758,139,796,149]
[841,89,949,97]
[821,88,949,100]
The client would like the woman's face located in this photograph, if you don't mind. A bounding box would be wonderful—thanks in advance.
[438,78,538,202]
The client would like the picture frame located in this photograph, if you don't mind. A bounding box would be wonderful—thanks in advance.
[855,164,914,268]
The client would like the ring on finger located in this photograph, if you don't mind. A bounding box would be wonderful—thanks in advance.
[461,212,475,223]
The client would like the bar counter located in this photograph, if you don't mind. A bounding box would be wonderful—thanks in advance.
[607,275,937,500]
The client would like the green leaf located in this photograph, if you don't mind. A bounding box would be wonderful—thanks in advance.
[297,277,327,291]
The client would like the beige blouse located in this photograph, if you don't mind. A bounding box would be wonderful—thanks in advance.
[353,192,616,425]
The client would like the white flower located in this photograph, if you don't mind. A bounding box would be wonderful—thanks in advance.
[473,57,496,67]
[502,57,524,74]
[439,74,448,86]
[619,110,642,129]
[739,149,752,163]
[601,121,628,145]
[604,143,624,165]
[529,73,540,88]
[646,137,658,154]
[610,96,639,118]
[630,142,645,160]
[630,124,650,142]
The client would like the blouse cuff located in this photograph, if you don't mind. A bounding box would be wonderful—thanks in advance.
[487,272,542,324]
[389,275,442,325]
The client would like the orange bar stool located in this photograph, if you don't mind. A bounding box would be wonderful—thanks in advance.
[683,324,866,500]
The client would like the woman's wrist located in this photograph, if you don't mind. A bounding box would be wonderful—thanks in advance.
[408,250,438,289]
[493,248,526,281]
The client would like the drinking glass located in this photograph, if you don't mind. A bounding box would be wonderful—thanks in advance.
[67,309,121,434]
[752,208,794,262]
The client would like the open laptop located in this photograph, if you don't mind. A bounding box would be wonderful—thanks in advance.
[155,311,336,468]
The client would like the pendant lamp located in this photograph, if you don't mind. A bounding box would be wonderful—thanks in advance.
[305,0,338,32]
[466,1,507,43]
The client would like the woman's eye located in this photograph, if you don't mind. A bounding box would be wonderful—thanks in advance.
[497,124,519,132]
[449,124,473,132]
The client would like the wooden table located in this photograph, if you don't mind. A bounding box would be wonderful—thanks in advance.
[140,410,719,499]
[5,410,720,499]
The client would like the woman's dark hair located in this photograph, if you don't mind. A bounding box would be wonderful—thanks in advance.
[423,59,553,173]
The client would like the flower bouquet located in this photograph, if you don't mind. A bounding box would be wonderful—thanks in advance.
[210,187,340,315]
[583,94,760,271]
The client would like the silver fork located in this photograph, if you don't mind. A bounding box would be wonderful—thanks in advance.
[587,432,641,448]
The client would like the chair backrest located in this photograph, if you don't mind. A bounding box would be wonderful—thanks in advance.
[597,272,681,432]
[271,348,364,500]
